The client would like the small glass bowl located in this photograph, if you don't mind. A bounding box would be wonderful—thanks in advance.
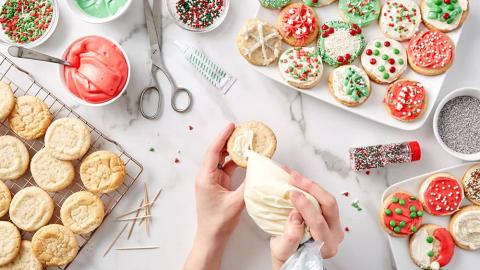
[65,0,132,24]
[166,0,229,33]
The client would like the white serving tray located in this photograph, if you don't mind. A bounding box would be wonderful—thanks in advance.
[381,163,480,270]
[254,0,464,131]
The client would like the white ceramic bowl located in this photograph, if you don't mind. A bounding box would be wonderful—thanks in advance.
[65,0,132,23]
[433,87,480,161]
[59,35,131,107]
[166,0,229,33]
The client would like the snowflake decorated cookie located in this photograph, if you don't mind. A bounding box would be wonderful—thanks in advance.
[421,0,469,32]
[379,0,421,41]
[407,31,454,76]
[278,47,323,89]
[339,0,380,27]
[361,38,407,84]
[317,21,366,67]
[384,79,426,122]
[303,0,337,7]
[237,19,282,66]
[328,65,371,107]
[259,0,291,9]
[277,3,319,47]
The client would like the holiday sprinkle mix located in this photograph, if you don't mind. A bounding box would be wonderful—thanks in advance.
[0,0,53,44]
[175,0,224,29]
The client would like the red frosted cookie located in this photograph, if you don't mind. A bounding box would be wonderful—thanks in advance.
[381,191,424,237]
[384,79,426,122]
[419,173,463,216]
[409,224,455,270]
[277,3,319,47]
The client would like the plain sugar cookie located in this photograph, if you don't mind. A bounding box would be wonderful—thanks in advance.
[0,240,42,270]
[0,221,21,266]
[61,191,105,234]
[0,181,11,218]
[237,19,282,66]
[80,151,126,193]
[32,224,79,266]
[8,95,52,140]
[45,117,91,160]
[0,82,15,121]
[9,186,54,232]
[31,148,75,192]
[409,224,455,270]
[0,135,29,181]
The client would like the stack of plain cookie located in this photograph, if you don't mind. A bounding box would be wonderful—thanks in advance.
[0,82,127,268]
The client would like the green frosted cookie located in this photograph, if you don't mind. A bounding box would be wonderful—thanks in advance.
[303,0,337,7]
[339,0,380,27]
[259,0,291,9]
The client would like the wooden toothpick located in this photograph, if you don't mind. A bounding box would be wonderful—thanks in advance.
[143,183,150,236]
[103,223,128,257]
[127,200,144,240]
[117,215,152,222]
[139,188,162,225]
[116,202,155,219]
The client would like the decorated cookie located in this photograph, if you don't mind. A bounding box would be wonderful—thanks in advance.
[409,224,455,270]
[407,31,454,76]
[419,173,463,216]
[339,0,380,27]
[328,65,371,107]
[237,19,282,66]
[278,47,323,89]
[361,38,407,84]
[462,164,480,205]
[259,0,291,9]
[381,191,423,237]
[379,0,421,41]
[277,3,319,47]
[303,0,337,7]
[421,0,469,32]
[384,79,426,122]
[449,205,480,250]
[317,21,366,67]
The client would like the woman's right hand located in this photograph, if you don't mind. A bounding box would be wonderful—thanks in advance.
[270,169,344,270]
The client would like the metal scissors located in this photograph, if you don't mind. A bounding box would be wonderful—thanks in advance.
[139,0,193,120]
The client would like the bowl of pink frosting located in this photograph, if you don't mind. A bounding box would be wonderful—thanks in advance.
[60,35,130,106]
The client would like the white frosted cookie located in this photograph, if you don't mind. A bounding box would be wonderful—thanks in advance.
[0,135,29,181]
[0,221,21,266]
[0,181,11,218]
[379,0,421,41]
[0,82,15,121]
[449,205,480,250]
[80,151,126,193]
[61,191,105,234]
[32,224,79,266]
[8,96,52,140]
[0,240,42,270]
[9,186,54,232]
[361,38,407,83]
[237,19,282,66]
[278,47,323,89]
[31,148,75,192]
[328,65,371,107]
[45,117,91,161]
[421,0,469,32]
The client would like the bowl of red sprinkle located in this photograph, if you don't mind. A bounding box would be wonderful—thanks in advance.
[167,0,229,33]
[0,0,59,48]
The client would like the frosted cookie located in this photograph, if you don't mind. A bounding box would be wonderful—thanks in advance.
[61,191,105,234]
[0,82,15,121]
[227,121,277,168]
[448,205,480,250]
[384,79,427,122]
[45,117,91,161]
[9,186,54,232]
[361,38,407,84]
[328,65,371,107]
[317,21,366,67]
[259,0,291,9]
[278,47,323,89]
[0,240,42,270]
[380,191,423,237]
[8,96,52,140]
[407,31,454,76]
[419,173,463,216]
[379,0,421,41]
[32,224,79,266]
[0,135,29,181]
[0,181,11,218]
[277,3,319,47]
[339,0,380,27]
[421,0,469,32]
[409,224,455,270]
[462,164,480,205]
[80,151,126,193]
[237,19,282,66]
[31,148,75,192]
[0,221,21,266]
[303,0,337,7]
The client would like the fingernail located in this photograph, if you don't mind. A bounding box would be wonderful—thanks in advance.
[290,212,304,225]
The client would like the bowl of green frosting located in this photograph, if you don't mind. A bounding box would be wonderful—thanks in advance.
[66,0,132,23]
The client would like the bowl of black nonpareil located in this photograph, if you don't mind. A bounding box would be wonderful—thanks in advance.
[433,87,480,161]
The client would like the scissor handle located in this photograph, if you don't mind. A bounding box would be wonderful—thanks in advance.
[171,87,193,113]
[139,86,162,120]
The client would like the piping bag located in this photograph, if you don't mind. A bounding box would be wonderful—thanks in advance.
[280,241,325,270]
[174,41,236,94]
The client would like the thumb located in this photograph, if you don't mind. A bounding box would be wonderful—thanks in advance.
[270,210,305,262]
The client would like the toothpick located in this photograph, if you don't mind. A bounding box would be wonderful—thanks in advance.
[116,202,155,219]
[103,223,128,257]
[139,188,162,225]
[143,183,150,236]
[127,200,144,240]
[115,246,160,250]
[117,215,152,222]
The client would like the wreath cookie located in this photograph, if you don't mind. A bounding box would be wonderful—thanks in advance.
[407,31,454,76]
[259,0,291,9]
[421,0,469,32]
[379,0,421,41]
[462,164,480,205]
[317,21,366,67]
[328,65,371,107]
[381,191,424,237]
[384,79,427,122]
[277,3,319,47]
[409,224,455,270]
[361,38,407,84]
[303,0,337,7]
[419,173,463,216]
[279,47,323,89]
[339,0,380,27]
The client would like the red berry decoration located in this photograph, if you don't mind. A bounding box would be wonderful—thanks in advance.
[388,58,395,65]
[370,58,377,65]
[366,49,373,55]
[384,41,391,47]
[352,24,359,29]
[443,13,450,20]
[345,53,351,60]
[350,29,357,36]
[356,27,362,34]
[444,0,451,3]
[329,27,334,34]
[390,66,396,73]
[322,24,328,30]
[337,56,345,63]
[322,32,329,38]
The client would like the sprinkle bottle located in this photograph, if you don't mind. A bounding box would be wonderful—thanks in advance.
[349,141,421,171]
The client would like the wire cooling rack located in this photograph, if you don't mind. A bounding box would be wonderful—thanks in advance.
[0,52,143,269]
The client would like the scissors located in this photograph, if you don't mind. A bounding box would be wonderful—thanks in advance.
[139,0,193,120]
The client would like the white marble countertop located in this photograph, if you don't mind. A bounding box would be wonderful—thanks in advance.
[1,1,479,270]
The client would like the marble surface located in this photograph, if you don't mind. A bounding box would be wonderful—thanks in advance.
[1,1,479,270]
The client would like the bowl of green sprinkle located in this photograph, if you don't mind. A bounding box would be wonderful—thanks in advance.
[166,0,229,33]
[0,0,59,48]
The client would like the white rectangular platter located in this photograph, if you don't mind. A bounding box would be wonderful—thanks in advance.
[254,0,463,131]
[381,163,480,270]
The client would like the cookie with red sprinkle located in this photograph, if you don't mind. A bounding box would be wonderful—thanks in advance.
[278,47,323,89]
[384,79,427,122]
[462,164,480,205]
[409,224,455,270]
[380,191,424,237]
[379,0,421,41]
[419,173,463,216]
[277,3,319,47]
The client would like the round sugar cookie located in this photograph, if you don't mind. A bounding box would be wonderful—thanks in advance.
[328,65,371,107]
[379,0,421,41]
[31,148,75,192]
[0,240,42,270]
[0,181,11,218]
[61,191,105,234]
[0,135,29,181]
[259,0,291,9]
[303,0,337,7]
[448,205,480,250]
[227,121,277,168]
[384,79,427,122]
[8,96,52,140]
[9,186,54,232]
[45,117,91,161]
[380,191,423,237]
[361,38,407,84]
[419,173,463,216]
[0,82,15,121]
[80,151,126,193]
[277,3,319,47]
[462,164,480,205]
[237,19,282,66]
[32,224,79,266]
[339,0,380,27]
[0,221,21,266]
[420,0,469,33]
[278,47,323,89]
